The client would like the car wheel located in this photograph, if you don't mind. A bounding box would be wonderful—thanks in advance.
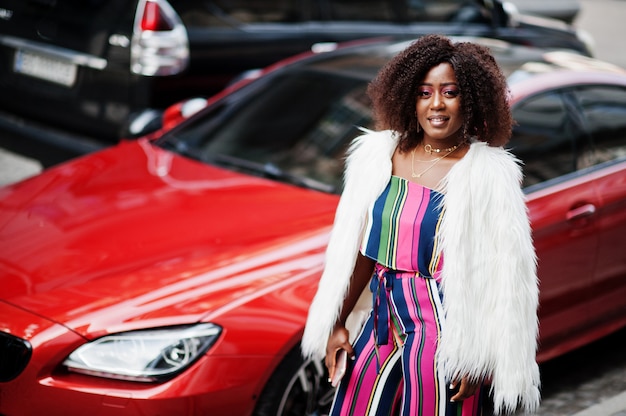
[253,344,335,416]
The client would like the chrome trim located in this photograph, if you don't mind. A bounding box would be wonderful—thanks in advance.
[0,35,107,70]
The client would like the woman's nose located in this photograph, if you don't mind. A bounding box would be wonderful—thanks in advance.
[431,92,445,109]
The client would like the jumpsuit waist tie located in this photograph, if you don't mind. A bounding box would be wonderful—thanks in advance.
[369,264,424,372]
[370,265,394,348]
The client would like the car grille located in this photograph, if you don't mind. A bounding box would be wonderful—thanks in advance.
[0,331,32,382]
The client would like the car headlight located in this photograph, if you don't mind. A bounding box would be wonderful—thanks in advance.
[63,323,221,382]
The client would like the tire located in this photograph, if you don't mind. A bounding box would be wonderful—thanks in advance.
[253,344,335,416]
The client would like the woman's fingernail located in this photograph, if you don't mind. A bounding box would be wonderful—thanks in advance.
[328,378,332,382]
[449,383,455,389]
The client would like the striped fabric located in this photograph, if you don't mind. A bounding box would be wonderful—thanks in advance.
[330,177,484,416]
[362,176,444,277]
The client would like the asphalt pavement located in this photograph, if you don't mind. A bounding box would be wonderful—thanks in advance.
[526,327,626,416]
[575,392,626,416]
[1,1,626,414]
[0,147,43,186]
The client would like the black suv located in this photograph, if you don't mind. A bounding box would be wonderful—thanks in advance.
[0,0,592,146]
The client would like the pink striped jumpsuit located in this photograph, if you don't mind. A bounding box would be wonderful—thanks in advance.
[329,176,484,416]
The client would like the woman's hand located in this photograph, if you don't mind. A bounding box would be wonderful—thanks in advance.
[450,376,481,402]
[325,325,354,382]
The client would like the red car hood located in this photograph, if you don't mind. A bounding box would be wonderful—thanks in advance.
[0,139,338,339]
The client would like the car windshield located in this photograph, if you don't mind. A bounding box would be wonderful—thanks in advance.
[158,57,384,193]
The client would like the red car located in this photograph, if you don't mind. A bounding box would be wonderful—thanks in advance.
[1,38,625,416]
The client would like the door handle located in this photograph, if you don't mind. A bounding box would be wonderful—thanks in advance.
[566,203,596,221]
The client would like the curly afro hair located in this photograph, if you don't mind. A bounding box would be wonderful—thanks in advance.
[367,34,513,152]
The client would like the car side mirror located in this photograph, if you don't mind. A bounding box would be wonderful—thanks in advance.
[123,109,164,139]
[162,97,209,131]
[122,98,209,139]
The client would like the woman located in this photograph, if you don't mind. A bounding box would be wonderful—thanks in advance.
[301,35,540,415]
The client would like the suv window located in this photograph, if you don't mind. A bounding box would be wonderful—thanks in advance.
[572,86,626,167]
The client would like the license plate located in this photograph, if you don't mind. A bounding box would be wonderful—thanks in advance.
[14,49,77,87]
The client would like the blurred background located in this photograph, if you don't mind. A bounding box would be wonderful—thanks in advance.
[0,1,625,415]
[577,0,626,68]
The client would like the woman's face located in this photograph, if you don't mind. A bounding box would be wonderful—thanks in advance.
[415,62,464,143]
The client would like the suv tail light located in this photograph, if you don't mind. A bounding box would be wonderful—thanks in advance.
[140,1,174,31]
[131,0,189,76]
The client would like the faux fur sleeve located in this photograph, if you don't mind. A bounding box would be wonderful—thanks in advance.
[301,129,397,360]
[437,142,540,414]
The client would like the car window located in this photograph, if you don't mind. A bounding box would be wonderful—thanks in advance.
[509,91,586,188]
[172,0,468,26]
[572,86,626,168]
[326,0,464,21]
[173,0,303,26]
[326,0,398,21]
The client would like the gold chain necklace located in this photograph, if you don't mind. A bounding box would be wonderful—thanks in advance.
[411,146,459,178]
[424,143,459,154]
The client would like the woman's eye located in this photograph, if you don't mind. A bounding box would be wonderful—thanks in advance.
[418,89,432,98]
[443,89,460,97]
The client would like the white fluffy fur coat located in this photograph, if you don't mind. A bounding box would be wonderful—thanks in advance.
[301,129,540,414]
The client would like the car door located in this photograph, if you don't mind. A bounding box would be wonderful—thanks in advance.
[509,89,600,361]
[569,84,626,339]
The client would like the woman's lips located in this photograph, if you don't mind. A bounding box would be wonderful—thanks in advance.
[428,116,449,127]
